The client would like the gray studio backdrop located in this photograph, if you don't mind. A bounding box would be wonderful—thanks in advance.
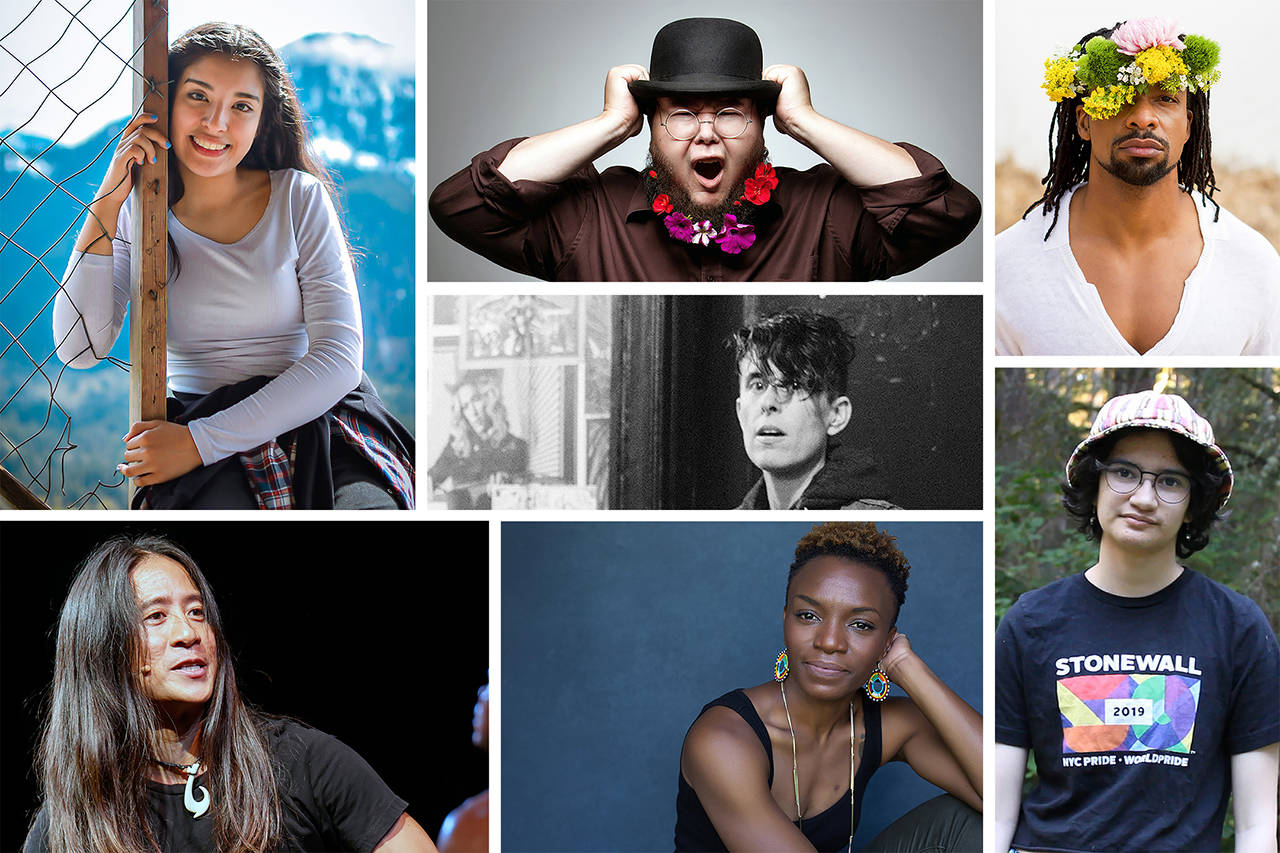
[428,0,983,282]
[501,521,982,851]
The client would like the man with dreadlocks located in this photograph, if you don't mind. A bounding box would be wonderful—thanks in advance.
[429,18,979,282]
[995,17,1280,356]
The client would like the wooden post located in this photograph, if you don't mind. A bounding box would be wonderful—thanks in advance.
[129,0,167,503]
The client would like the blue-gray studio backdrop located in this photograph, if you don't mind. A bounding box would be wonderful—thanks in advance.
[501,521,982,852]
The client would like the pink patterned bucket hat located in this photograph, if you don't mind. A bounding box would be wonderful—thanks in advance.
[1065,391,1233,508]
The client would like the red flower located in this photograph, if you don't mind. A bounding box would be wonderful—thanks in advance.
[733,200,741,206]
[652,193,673,215]
[743,178,771,205]
[754,162,778,189]
[648,169,658,178]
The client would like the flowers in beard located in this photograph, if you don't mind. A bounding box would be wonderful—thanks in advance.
[743,162,778,205]
[715,214,756,254]
[664,211,695,242]
[690,220,715,246]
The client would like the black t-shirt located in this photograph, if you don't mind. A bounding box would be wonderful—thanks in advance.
[996,569,1280,853]
[24,718,408,852]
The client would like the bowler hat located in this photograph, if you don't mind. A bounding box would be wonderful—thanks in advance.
[628,18,781,106]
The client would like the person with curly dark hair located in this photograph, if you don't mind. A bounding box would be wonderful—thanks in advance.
[674,522,982,852]
[995,17,1280,356]
[730,310,900,510]
[994,391,1280,853]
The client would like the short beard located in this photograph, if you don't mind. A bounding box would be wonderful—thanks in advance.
[1095,134,1178,187]
[645,140,768,231]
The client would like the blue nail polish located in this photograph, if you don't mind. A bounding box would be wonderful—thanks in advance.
[165,141,171,148]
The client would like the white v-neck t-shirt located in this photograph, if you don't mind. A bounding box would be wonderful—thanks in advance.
[995,186,1280,355]
[53,169,363,464]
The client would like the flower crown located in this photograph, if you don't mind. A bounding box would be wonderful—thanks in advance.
[1042,17,1221,119]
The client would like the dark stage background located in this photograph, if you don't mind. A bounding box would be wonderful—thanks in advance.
[0,520,488,850]
[501,521,983,851]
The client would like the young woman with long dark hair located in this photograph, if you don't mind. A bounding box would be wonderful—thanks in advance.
[673,522,982,852]
[23,533,435,852]
[53,23,413,509]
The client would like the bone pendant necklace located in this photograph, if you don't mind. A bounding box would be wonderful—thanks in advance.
[156,759,210,818]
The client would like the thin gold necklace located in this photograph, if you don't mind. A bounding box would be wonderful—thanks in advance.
[779,680,855,851]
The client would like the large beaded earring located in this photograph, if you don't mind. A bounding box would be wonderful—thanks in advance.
[864,666,890,701]
[774,649,790,682]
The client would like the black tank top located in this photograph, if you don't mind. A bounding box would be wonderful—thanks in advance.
[673,688,882,852]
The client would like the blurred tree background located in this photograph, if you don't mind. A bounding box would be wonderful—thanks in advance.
[995,366,1280,851]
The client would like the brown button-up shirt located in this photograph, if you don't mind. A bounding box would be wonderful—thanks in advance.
[429,138,980,282]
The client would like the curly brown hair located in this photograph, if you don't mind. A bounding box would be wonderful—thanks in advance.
[788,522,910,621]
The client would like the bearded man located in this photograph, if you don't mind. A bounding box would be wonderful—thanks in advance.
[995,17,1280,355]
[428,18,979,282]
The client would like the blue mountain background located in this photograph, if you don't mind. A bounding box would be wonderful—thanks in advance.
[0,33,414,508]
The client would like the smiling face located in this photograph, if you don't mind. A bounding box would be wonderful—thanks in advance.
[650,95,764,216]
[1079,87,1192,187]
[736,356,849,478]
[170,53,265,182]
[1095,431,1192,555]
[782,555,897,700]
[132,554,218,719]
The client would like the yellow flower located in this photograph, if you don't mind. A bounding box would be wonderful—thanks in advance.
[1042,55,1080,101]
[1135,45,1189,89]
[1081,85,1136,119]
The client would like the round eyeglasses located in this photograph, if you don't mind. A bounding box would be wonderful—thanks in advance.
[661,108,751,141]
[1100,461,1191,503]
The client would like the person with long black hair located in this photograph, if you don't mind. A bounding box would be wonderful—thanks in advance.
[673,522,981,852]
[994,391,1279,852]
[995,17,1280,356]
[23,533,436,852]
[53,23,414,509]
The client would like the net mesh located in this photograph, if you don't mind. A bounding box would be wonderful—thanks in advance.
[1,0,166,508]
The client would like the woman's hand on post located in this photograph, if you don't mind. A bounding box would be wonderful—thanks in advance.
[119,421,202,487]
[98,113,169,206]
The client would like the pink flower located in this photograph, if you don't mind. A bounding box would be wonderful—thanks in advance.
[664,212,694,242]
[1111,17,1185,56]
[715,215,756,254]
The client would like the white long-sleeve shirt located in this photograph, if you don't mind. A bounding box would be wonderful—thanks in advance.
[53,169,363,464]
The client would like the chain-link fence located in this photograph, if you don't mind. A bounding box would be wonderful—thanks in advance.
[1,0,166,508]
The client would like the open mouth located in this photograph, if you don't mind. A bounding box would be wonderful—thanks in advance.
[172,659,208,677]
[692,157,724,189]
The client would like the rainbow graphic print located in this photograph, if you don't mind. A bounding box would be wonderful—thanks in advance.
[1057,674,1199,754]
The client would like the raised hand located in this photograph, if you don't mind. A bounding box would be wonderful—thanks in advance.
[762,64,815,136]
[98,113,170,206]
[879,630,917,682]
[602,63,650,139]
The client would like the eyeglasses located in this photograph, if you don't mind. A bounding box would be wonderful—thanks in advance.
[741,377,811,404]
[661,108,751,141]
[1100,461,1191,503]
